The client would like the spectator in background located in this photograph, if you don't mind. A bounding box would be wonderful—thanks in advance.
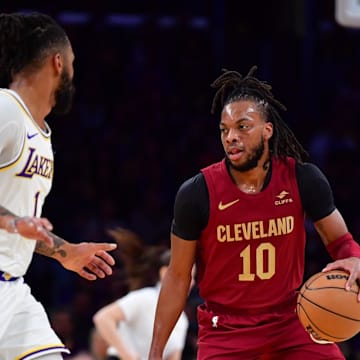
[93,228,191,360]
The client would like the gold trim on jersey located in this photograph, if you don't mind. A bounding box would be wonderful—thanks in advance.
[15,343,70,360]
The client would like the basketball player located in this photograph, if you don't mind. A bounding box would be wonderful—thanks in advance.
[93,228,190,360]
[149,66,360,359]
[0,12,117,360]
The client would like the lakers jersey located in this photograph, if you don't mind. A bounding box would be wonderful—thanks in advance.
[0,89,54,276]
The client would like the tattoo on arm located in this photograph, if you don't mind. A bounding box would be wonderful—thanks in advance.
[35,232,67,258]
[0,206,67,259]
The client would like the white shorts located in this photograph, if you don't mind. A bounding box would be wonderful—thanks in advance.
[0,278,70,360]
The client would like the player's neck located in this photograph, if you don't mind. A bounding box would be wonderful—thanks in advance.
[10,76,51,130]
[229,158,271,194]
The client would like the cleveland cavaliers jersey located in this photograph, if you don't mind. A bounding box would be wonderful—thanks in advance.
[0,89,54,276]
[199,157,305,311]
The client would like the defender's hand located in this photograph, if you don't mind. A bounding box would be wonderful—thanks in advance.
[60,242,117,281]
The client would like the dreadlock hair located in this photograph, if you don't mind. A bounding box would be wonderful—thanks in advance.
[107,227,169,291]
[0,12,69,88]
[211,65,308,162]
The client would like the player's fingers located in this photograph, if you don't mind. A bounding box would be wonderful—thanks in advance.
[86,261,106,278]
[27,218,54,246]
[38,217,53,231]
[95,249,116,266]
[345,271,357,291]
[93,243,117,252]
[16,216,35,228]
[92,253,114,275]
[322,261,345,272]
[15,218,51,245]
[78,268,97,281]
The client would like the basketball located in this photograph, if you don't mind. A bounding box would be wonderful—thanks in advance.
[297,269,360,343]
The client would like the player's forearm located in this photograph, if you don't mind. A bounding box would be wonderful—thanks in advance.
[150,272,190,359]
[34,232,68,259]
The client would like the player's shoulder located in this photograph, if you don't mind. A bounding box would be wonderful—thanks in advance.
[0,89,16,104]
[178,172,206,195]
[0,90,24,117]
[296,161,328,180]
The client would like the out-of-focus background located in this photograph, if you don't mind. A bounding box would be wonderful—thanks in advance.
[2,0,360,358]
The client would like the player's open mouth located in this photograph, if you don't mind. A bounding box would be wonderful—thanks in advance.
[227,148,244,161]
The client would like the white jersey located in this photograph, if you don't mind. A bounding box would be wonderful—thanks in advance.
[0,89,54,276]
[107,285,189,360]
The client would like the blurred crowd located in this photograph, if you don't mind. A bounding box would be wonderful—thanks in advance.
[2,0,360,359]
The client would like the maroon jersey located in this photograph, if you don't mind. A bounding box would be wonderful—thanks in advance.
[199,157,305,311]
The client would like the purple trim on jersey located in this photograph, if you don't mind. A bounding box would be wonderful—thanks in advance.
[19,345,70,360]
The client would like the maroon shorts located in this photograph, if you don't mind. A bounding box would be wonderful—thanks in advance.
[197,301,345,360]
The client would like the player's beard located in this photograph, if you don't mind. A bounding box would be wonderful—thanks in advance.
[227,136,265,172]
[51,68,75,116]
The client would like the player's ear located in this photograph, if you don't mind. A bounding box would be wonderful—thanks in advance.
[263,121,273,140]
[52,53,63,75]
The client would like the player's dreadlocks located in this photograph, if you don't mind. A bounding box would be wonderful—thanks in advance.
[211,66,308,162]
[0,12,69,88]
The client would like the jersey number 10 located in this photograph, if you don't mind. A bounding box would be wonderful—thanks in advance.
[239,243,275,281]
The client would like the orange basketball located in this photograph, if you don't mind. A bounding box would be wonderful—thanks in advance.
[297,269,360,343]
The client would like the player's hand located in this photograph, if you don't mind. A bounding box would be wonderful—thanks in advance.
[60,242,117,281]
[6,216,54,247]
[322,256,360,299]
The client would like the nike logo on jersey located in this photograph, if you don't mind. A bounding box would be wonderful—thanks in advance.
[27,132,38,139]
[218,199,240,211]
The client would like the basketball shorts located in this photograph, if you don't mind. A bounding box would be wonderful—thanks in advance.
[197,300,345,360]
[0,278,70,360]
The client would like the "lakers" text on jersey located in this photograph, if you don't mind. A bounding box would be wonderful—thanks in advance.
[16,147,54,179]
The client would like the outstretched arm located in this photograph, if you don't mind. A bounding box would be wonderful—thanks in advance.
[149,234,196,360]
[0,205,53,245]
[35,233,117,281]
[314,209,360,298]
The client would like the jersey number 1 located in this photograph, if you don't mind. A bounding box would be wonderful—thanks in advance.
[33,191,40,216]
